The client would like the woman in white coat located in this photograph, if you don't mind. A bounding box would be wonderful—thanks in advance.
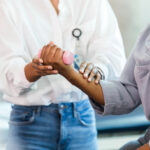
[0,0,125,149]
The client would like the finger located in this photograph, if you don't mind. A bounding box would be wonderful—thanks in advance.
[49,41,54,45]
[40,45,47,60]
[83,63,94,79]
[32,63,53,71]
[88,70,96,82]
[42,45,51,64]
[32,57,43,64]
[87,66,98,80]
[42,70,58,76]
[48,45,58,59]
[79,62,87,73]
[95,73,101,84]
[55,48,63,61]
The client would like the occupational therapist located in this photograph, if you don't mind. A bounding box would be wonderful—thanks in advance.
[0,0,125,149]
[41,25,150,150]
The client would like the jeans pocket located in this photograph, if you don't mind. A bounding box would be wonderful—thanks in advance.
[9,105,35,126]
[77,107,96,127]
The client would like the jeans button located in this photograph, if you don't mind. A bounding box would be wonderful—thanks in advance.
[60,104,65,109]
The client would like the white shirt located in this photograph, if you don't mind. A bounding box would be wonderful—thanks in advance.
[0,0,126,106]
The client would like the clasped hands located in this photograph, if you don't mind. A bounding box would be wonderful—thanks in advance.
[24,42,101,83]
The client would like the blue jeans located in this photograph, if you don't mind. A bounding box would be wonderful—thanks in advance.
[7,99,98,150]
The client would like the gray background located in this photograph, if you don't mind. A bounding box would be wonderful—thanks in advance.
[110,0,150,56]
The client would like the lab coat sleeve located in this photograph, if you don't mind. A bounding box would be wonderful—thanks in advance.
[87,0,126,80]
[0,4,33,97]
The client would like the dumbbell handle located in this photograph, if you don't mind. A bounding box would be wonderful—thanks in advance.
[38,50,74,65]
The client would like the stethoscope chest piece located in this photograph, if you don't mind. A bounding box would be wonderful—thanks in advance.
[72,28,82,40]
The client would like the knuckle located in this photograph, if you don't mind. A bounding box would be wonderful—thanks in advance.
[51,45,56,49]
[45,58,49,64]
[40,66,44,70]
[56,47,60,50]
[32,64,37,68]
[38,66,41,70]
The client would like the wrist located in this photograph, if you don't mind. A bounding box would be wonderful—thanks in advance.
[61,66,76,82]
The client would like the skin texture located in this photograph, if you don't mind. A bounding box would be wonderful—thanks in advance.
[79,62,101,84]
[31,43,105,105]
[24,60,58,82]
[137,144,150,150]
[50,0,59,15]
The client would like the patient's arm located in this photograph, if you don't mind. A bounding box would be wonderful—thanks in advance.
[63,67,105,105]
[35,42,105,105]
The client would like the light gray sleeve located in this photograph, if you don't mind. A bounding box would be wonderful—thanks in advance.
[91,24,150,116]
[92,79,141,115]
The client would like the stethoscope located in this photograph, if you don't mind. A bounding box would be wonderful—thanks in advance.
[72,28,82,40]
[72,28,83,69]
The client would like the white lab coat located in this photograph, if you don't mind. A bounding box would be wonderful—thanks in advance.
[0,0,126,105]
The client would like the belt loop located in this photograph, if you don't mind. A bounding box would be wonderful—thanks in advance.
[36,106,41,116]
[73,102,77,118]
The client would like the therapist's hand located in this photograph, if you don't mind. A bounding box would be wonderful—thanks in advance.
[24,58,58,82]
[39,43,73,76]
[79,62,101,84]
[136,143,150,150]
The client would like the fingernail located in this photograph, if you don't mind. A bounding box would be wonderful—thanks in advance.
[54,70,58,73]
[49,41,53,44]
[48,66,52,70]
[79,69,83,73]
[49,41,54,47]
[84,73,88,78]
[39,59,43,63]
[88,78,91,82]
[95,81,98,84]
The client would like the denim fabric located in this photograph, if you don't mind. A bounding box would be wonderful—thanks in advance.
[7,100,98,150]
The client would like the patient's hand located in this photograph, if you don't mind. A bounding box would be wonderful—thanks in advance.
[136,143,150,150]
[79,62,101,84]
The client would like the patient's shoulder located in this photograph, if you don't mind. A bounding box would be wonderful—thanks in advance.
[133,24,150,66]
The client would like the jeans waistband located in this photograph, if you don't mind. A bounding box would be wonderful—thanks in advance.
[12,99,90,115]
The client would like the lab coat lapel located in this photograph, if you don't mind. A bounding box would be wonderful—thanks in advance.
[66,0,98,26]
[42,0,63,47]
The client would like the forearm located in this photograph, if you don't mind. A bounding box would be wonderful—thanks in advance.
[63,68,105,105]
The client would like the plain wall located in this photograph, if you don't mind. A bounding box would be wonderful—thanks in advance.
[110,0,150,56]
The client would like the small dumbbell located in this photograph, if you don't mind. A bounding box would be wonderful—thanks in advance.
[38,50,74,65]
